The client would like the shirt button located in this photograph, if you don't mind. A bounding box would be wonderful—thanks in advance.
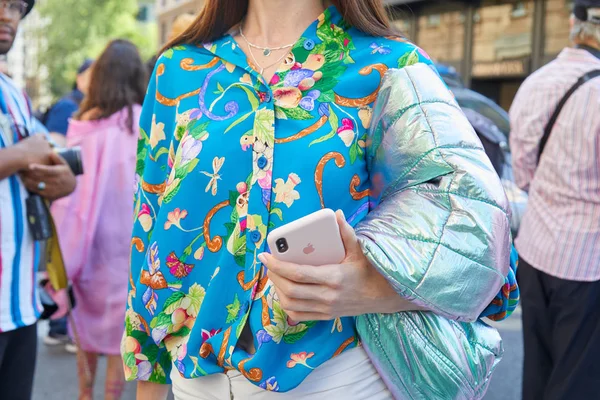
[257,156,268,169]
[250,231,262,243]
[304,39,315,51]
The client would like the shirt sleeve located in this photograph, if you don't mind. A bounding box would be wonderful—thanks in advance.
[509,79,547,192]
[45,99,78,135]
[122,57,178,385]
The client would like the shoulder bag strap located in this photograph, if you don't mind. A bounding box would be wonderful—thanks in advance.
[537,69,600,165]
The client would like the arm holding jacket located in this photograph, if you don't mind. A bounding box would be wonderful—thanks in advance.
[356,64,512,322]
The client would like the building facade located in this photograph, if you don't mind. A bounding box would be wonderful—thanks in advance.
[156,0,204,45]
[390,0,573,110]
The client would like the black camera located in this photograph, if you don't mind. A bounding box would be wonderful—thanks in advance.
[56,146,84,176]
[26,146,84,241]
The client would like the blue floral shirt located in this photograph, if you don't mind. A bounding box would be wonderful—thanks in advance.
[123,6,518,392]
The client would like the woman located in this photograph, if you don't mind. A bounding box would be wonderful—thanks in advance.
[124,1,517,399]
[51,39,148,400]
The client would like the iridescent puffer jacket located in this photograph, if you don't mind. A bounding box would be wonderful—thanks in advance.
[355,64,512,400]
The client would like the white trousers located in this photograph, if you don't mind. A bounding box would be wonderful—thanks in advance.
[171,347,393,400]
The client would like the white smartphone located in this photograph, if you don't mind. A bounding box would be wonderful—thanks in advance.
[267,209,346,266]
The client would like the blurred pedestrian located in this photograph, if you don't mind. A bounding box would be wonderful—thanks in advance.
[50,39,147,400]
[41,59,93,148]
[0,1,77,399]
[510,1,600,399]
[42,58,93,352]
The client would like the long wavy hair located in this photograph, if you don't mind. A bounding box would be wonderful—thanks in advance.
[77,39,148,133]
[164,0,396,51]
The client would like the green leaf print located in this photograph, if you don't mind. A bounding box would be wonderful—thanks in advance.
[228,190,240,208]
[254,109,276,147]
[234,254,246,267]
[151,312,172,330]
[129,330,150,346]
[264,323,285,344]
[283,328,310,344]
[125,316,134,336]
[136,148,147,176]
[309,131,335,147]
[163,48,174,59]
[311,76,339,95]
[349,141,359,164]
[159,350,172,368]
[189,121,210,140]
[162,182,181,204]
[236,84,260,110]
[169,326,191,338]
[144,343,160,364]
[224,222,236,239]
[270,208,283,221]
[226,294,241,324]
[272,301,287,327]
[175,125,186,141]
[149,359,168,383]
[309,105,338,147]
[163,292,186,315]
[317,90,335,104]
[275,108,288,120]
[217,82,224,93]
[124,352,136,369]
[187,283,206,317]
[225,111,254,134]
[186,158,200,174]
[280,107,314,121]
[398,49,420,69]
[154,147,169,160]
[236,313,249,339]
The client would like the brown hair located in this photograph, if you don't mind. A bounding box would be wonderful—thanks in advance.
[164,0,396,51]
[78,39,148,133]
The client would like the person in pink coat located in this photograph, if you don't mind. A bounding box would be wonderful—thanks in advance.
[51,39,148,400]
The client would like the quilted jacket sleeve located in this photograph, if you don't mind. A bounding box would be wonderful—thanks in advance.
[356,64,511,322]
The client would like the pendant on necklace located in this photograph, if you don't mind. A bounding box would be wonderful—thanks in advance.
[263,48,271,57]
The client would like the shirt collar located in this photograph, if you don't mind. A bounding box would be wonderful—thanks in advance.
[202,5,344,84]
[558,46,600,65]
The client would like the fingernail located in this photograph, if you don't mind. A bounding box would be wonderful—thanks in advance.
[258,253,267,264]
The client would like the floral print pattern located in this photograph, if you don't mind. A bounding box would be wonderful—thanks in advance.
[123,6,437,392]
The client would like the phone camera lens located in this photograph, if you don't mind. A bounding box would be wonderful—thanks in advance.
[275,238,288,253]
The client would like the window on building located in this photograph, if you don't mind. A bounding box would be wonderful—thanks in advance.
[472,0,534,65]
[417,11,465,71]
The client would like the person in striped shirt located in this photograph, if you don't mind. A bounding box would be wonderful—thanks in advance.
[510,1,600,399]
[0,1,76,399]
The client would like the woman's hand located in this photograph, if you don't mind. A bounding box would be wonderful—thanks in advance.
[260,210,421,322]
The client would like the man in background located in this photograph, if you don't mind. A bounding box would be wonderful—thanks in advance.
[42,59,92,147]
[510,0,600,399]
[0,1,76,399]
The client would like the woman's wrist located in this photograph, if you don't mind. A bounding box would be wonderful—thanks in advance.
[362,260,424,314]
